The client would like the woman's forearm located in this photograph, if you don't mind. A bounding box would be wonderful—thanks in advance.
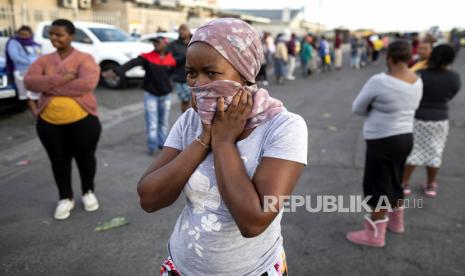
[24,73,68,92]
[212,141,267,237]
[46,77,99,96]
[45,59,100,96]
[137,139,211,212]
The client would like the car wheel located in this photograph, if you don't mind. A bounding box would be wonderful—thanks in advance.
[100,62,127,89]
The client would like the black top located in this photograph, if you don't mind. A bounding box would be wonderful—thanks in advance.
[114,51,176,96]
[415,68,461,121]
[167,38,189,83]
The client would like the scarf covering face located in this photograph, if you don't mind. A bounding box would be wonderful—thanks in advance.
[188,18,284,129]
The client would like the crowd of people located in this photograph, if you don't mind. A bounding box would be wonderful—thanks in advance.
[255,30,395,87]
[3,17,462,274]
[348,38,461,247]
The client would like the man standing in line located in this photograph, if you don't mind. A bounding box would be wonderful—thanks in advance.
[334,32,343,70]
[286,33,298,80]
[167,24,192,113]
[102,37,176,155]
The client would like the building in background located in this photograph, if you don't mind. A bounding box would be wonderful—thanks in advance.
[0,0,220,36]
[225,7,325,36]
[0,1,325,38]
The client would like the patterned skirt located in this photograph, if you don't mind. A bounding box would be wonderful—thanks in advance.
[406,119,449,168]
[160,248,288,276]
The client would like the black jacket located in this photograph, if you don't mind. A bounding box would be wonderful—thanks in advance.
[167,38,189,83]
[415,69,461,121]
[114,51,176,96]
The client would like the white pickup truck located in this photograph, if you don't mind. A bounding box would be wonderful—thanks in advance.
[34,21,152,89]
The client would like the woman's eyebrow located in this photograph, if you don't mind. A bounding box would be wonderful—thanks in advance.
[201,64,220,70]
[185,64,219,70]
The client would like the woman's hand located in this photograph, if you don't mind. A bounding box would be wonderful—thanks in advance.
[102,70,118,80]
[62,72,77,82]
[211,89,253,146]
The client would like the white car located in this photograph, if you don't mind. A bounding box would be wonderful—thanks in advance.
[35,21,153,89]
[138,32,179,44]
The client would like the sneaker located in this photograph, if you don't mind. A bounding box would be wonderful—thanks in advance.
[82,191,99,212]
[54,199,74,220]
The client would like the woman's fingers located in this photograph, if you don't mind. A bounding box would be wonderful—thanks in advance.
[227,89,242,113]
[239,89,249,113]
[216,96,225,118]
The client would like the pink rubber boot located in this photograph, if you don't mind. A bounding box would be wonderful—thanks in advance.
[346,215,388,247]
[387,207,405,233]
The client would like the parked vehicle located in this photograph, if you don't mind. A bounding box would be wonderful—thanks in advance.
[138,32,178,44]
[34,21,152,89]
[0,56,25,113]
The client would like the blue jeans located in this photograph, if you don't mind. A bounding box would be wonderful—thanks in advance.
[274,58,285,77]
[301,58,309,77]
[143,92,171,152]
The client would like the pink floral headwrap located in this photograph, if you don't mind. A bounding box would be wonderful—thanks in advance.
[188,18,284,129]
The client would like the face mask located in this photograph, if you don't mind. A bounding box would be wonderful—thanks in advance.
[190,80,242,124]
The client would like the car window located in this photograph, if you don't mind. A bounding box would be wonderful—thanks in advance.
[89,28,133,42]
[42,26,49,38]
[74,29,92,44]
[42,25,93,44]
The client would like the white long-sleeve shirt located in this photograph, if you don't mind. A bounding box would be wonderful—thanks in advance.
[352,73,423,140]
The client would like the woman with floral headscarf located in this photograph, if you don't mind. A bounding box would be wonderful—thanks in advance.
[137,18,308,275]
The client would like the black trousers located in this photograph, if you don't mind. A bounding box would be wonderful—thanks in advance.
[37,115,101,199]
[363,133,413,208]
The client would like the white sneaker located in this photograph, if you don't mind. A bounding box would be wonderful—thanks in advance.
[286,76,296,80]
[54,199,75,220]
[82,191,99,212]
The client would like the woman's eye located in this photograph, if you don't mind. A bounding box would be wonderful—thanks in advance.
[207,72,218,77]
[186,71,196,78]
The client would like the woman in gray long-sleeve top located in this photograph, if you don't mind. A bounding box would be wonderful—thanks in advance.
[347,40,423,248]
[402,44,461,197]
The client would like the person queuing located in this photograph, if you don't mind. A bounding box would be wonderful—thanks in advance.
[410,40,432,72]
[5,25,41,115]
[334,33,343,70]
[102,37,176,155]
[24,19,101,220]
[402,44,461,197]
[137,18,307,275]
[167,24,192,113]
[286,33,298,80]
[350,35,362,69]
[274,34,288,85]
[348,40,422,247]
[300,34,314,77]
[318,36,331,73]
[256,31,270,86]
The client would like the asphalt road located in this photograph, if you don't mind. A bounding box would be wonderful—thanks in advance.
[1,52,464,275]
